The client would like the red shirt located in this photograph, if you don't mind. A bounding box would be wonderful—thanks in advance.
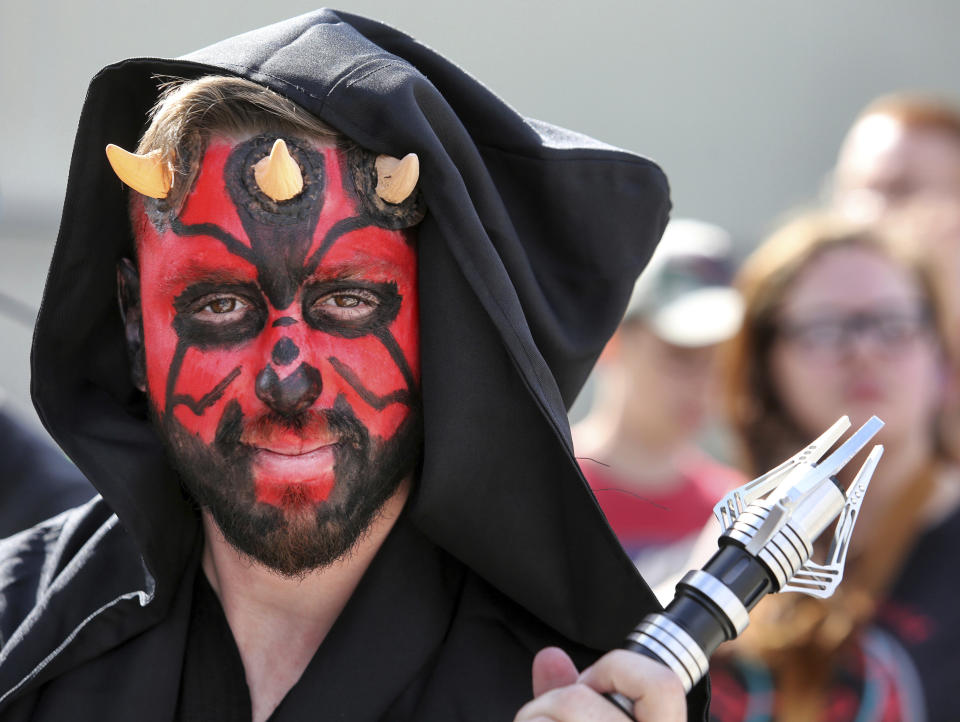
[581,453,743,558]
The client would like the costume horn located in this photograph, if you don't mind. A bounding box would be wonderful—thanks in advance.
[254,139,303,201]
[105,145,172,199]
[375,153,419,204]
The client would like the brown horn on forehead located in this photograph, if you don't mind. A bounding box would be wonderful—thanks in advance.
[375,153,419,204]
[254,139,303,202]
[105,145,172,199]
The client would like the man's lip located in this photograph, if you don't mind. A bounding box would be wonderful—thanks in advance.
[250,441,338,456]
[251,445,337,504]
[250,445,337,473]
[240,422,340,455]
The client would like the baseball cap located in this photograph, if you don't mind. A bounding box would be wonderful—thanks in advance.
[623,218,744,347]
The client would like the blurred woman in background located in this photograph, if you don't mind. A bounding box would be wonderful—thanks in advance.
[710,214,960,722]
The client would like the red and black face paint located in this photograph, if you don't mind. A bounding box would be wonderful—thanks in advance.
[125,133,424,575]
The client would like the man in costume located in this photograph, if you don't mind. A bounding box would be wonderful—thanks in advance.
[0,10,704,720]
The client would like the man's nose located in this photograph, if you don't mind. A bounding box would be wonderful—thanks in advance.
[255,361,322,416]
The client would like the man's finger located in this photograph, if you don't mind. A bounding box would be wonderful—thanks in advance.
[531,646,579,698]
[515,682,633,721]
[578,650,686,722]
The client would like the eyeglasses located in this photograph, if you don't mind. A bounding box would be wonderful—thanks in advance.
[776,307,933,354]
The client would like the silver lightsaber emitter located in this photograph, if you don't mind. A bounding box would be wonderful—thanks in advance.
[607,415,884,718]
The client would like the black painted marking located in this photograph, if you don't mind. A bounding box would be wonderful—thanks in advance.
[170,218,256,265]
[328,356,413,411]
[170,366,243,416]
[272,337,300,366]
[303,216,371,275]
[273,317,297,327]
[214,398,244,448]
[344,144,426,230]
[374,328,417,392]
[229,134,327,226]
[255,362,323,417]
[224,136,327,309]
[164,340,191,417]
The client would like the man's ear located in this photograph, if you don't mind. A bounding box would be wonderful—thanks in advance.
[117,258,147,392]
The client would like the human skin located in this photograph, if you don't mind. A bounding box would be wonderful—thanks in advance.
[573,322,721,495]
[120,132,422,575]
[615,323,718,450]
[515,647,686,722]
[770,246,941,449]
[769,245,944,523]
[834,114,960,218]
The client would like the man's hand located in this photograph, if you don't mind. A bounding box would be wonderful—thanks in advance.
[513,646,686,721]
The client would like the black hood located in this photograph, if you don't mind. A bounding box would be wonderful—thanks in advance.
[31,9,669,650]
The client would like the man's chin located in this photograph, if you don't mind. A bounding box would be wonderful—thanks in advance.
[156,396,423,576]
[209,505,362,578]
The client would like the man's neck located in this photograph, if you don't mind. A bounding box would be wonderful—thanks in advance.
[200,479,410,722]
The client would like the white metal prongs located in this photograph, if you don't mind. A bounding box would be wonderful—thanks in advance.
[778,416,884,513]
[745,416,883,555]
[781,444,884,598]
[713,416,852,533]
[810,416,885,485]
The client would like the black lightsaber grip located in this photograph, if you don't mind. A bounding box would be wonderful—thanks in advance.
[601,418,882,719]
[605,540,778,719]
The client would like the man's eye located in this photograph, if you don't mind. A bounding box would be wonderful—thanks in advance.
[194,295,250,321]
[208,298,240,313]
[172,283,266,348]
[302,281,400,336]
[312,291,378,319]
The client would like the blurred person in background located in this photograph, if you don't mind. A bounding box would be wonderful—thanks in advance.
[834,92,960,460]
[709,213,960,722]
[574,219,745,598]
[832,93,960,221]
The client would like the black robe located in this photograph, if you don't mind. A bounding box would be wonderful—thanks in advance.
[0,409,93,537]
[0,8,708,720]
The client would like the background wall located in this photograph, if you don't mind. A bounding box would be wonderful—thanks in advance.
[2,0,959,425]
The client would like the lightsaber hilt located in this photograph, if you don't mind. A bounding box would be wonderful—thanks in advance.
[605,416,884,719]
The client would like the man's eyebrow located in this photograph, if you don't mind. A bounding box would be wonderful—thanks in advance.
[307,258,402,281]
[158,265,258,296]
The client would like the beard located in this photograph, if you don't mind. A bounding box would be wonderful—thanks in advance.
[153,394,422,577]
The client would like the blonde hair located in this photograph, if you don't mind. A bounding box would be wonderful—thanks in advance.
[136,75,340,211]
